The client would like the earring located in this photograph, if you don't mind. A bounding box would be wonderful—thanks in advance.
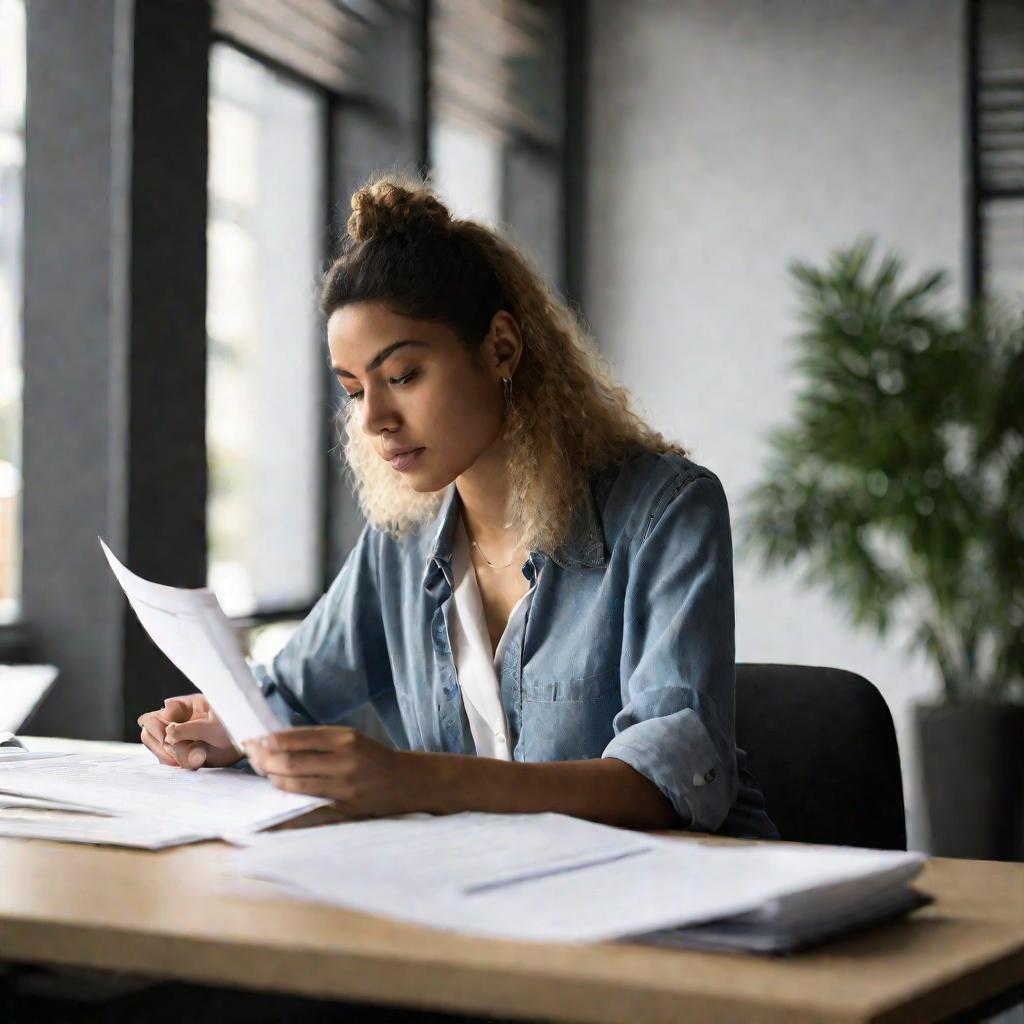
[501,376,513,407]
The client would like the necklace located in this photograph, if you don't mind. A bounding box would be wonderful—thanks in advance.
[466,527,522,570]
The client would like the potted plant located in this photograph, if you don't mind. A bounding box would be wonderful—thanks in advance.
[738,239,1024,859]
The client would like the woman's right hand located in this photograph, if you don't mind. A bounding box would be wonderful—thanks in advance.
[137,694,242,770]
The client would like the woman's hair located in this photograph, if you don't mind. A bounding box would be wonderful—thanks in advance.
[320,169,687,556]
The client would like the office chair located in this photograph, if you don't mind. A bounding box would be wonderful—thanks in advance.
[735,663,907,850]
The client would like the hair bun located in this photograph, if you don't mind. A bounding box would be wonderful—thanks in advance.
[347,174,452,243]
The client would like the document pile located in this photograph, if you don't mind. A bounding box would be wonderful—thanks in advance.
[230,812,931,954]
[0,541,327,848]
[0,748,327,849]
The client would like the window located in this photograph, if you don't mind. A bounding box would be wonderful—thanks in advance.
[0,0,25,623]
[428,0,567,287]
[206,44,327,618]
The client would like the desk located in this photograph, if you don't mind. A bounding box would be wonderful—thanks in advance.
[1,741,1023,1023]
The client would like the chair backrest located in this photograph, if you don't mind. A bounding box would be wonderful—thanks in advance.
[735,663,907,850]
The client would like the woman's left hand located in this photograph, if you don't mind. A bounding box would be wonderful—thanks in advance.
[242,727,422,818]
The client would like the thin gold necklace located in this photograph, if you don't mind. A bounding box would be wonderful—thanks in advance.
[465,523,521,570]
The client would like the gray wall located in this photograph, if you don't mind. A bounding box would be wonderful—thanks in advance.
[584,0,965,849]
[22,0,134,738]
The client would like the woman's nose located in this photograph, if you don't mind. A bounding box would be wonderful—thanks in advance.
[359,385,400,435]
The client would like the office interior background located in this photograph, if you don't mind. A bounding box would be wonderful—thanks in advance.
[0,0,1021,857]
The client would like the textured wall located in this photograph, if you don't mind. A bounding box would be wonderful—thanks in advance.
[584,0,965,849]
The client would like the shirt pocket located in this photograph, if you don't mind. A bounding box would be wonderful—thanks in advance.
[522,666,621,704]
[521,667,621,762]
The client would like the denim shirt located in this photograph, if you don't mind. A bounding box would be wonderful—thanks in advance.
[252,448,780,840]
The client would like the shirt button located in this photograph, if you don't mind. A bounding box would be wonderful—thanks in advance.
[704,769,716,783]
[494,732,507,745]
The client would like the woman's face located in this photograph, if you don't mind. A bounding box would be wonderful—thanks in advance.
[326,301,514,492]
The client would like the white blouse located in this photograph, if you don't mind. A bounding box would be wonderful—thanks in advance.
[448,515,537,760]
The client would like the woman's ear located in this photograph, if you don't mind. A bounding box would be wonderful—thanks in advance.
[484,311,523,378]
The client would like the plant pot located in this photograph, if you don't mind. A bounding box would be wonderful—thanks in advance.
[915,701,1024,860]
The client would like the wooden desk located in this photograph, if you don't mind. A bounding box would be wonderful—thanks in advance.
[1,743,1023,1023]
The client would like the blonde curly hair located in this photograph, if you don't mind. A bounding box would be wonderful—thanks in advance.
[321,170,687,556]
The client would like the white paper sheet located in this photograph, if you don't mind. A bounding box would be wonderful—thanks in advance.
[0,750,327,835]
[231,811,651,891]
[99,539,282,746]
[231,812,926,944]
[0,814,210,849]
[0,750,73,763]
[0,792,116,814]
[0,665,58,732]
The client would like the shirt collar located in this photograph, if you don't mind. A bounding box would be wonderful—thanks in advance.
[421,474,608,593]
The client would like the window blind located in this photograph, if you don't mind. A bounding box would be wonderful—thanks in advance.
[212,0,394,94]
[977,0,1024,302]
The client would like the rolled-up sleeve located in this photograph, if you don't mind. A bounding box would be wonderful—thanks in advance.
[250,521,393,729]
[602,472,739,833]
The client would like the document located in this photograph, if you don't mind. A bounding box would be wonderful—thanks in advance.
[0,792,116,814]
[0,664,58,732]
[232,811,651,891]
[99,540,282,747]
[0,750,73,763]
[230,812,927,945]
[0,814,210,850]
[0,750,327,836]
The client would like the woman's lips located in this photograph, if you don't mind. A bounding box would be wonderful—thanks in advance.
[388,448,425,471]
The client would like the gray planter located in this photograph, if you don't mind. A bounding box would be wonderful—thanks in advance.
[916,702,1024,860]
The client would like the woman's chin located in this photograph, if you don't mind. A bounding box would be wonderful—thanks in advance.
[402,469,451,494]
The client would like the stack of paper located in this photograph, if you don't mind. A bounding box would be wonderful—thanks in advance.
[229,812,930,951]
[0,814,213,850]
[0,750,328,849]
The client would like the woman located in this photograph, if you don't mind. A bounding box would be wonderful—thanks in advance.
[138,173,779,839]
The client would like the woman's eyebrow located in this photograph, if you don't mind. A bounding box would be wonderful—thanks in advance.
[331,340,429,378]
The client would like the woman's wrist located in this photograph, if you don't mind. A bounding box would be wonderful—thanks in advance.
[404,750,467,816]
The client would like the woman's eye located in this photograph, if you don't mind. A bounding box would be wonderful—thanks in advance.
[342,370,417,403]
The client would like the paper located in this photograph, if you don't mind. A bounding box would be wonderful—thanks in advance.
[0,750,73,763]
[232,811,651,891]
[0,750,327,835]
[0,814,210,850]
[99,539,282,746]
[0,792,116,814]
[0,664,58,732]
[231,812,926,944]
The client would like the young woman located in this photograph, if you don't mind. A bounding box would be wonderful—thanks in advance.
[138,173,779,839]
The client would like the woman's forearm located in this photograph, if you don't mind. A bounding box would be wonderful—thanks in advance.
[409,751,685,831]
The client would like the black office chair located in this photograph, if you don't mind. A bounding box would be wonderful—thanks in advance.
[735,663,907,850]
